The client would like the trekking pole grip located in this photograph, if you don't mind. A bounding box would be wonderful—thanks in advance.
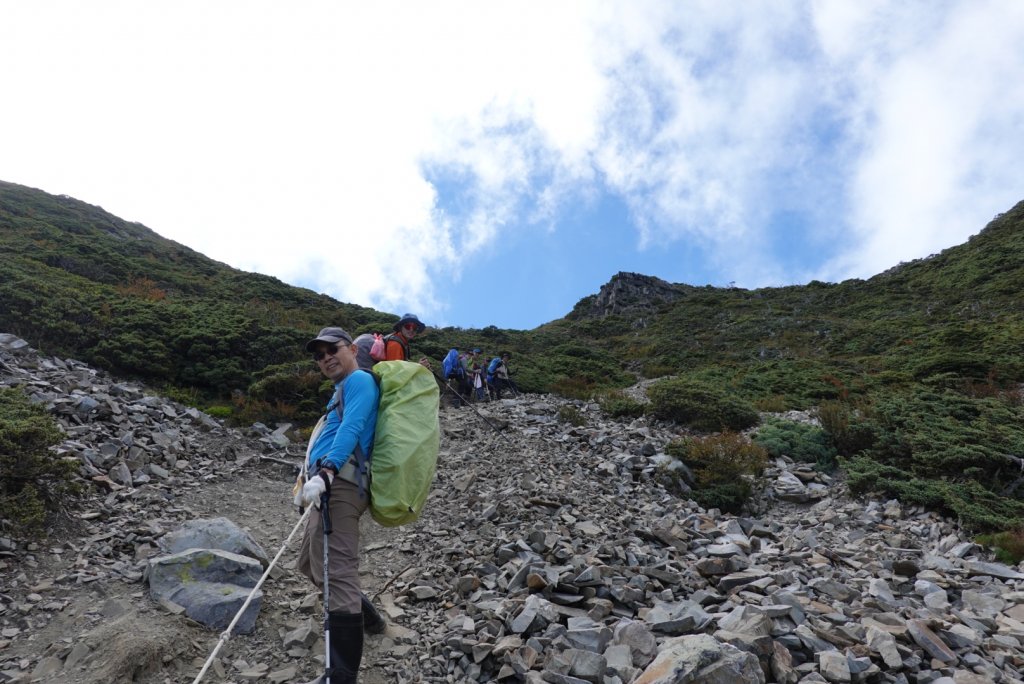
[321,494,332,535]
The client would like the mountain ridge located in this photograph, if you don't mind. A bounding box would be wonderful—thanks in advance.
[3,179,1024,532]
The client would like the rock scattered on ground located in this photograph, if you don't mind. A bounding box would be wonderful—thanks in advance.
[1,333,1023,684]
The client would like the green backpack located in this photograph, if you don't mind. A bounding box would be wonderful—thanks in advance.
[326,361,439,527]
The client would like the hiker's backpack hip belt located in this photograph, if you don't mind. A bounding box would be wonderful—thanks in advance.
[335,459,361,486]
[312,458,362,487]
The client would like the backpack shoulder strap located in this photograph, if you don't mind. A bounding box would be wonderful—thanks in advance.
[384,333,410,359]
[323,370,382,498]
[327,369,381,421]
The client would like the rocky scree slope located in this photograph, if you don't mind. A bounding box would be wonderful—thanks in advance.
[1,334,1024,683]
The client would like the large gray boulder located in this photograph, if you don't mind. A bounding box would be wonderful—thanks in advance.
[149,548,264,634]
[157,581,263,634]
[633,634,765,684]
[157,516,269,568]
[0,334,31,355]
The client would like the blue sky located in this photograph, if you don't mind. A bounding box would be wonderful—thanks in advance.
[2,2,1023,330]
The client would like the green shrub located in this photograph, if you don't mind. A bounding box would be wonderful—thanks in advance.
[597,391,646,419]
[844,455,1024,532]
[731,360,855,408]
[551,376,597,400]
[648,378,758,431]
[641,363,677,379]
[0,388,79,533]
[845,389,1024,492]
[754,419,838,469]
[230,396,301,427]
[817,400,876,456]
[203,405,232,419]
[753,395,788,412]
[976,528,1024,564]
[248,366,322,404]
[557,405,586,427]
[663,432,768,513]
[245,365,326,424]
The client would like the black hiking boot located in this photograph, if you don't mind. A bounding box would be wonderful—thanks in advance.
[301,611,364,684]
[327,611,363,683]
[361,594,387,635]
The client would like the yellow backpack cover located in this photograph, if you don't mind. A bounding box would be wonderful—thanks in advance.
[368,361,440,526]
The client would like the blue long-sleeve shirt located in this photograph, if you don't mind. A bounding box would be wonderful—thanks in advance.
[308,370,380,473]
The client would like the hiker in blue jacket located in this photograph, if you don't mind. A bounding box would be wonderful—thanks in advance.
[489,351,518,399]
[297,326,380,683]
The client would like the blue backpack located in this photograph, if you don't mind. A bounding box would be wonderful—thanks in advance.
[486,357,502,383]
[442,349,464,380]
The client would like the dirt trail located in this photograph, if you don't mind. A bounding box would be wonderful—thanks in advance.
[3,457,407,684]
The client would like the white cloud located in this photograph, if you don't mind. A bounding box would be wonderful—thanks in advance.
[1,1,1022,324]
[817,0,1024,279]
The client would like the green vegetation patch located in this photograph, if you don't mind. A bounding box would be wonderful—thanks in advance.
[557,405,586,427]
[0,387,79,533]
[976,529,1024,565]
[647,378,759,432]
[663,432,768,514]
[597,391,646,419]
[753,418,838,470]
[844,456,1024,532]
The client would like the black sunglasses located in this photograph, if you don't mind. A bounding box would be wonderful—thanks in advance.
[312,343,343,361]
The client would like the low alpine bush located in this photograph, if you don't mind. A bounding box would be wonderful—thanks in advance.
[844,455,1024,532]
[203,405,232,419]
[976,528,1024,565]
[597,391,646,419]
[663,432,768,513]
[557,405,586,427]
[754,418,838,470]
[817,399,876,456]
[647,378,758,432]
[0,387,79,533]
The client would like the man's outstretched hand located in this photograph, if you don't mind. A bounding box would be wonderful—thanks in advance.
[300,469,334,508]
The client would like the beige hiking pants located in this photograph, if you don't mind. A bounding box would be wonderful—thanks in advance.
[297,480,368,613]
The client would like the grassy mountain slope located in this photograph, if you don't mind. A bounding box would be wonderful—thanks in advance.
[0,181,401,388]
[3,179,1024,531]
[553,201,1024,406]
[549,203,1024,531]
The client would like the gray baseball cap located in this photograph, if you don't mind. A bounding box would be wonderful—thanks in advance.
[305,326,353,351]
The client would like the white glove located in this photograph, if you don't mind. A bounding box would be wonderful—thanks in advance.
[300,470,334,508]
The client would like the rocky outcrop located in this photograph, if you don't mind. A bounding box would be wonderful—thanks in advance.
[148,547,264,634]
[577,272,686,320]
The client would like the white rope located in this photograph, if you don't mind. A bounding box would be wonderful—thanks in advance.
[190,506,312,684]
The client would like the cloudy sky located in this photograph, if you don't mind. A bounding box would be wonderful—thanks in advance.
[3,1,1023,330]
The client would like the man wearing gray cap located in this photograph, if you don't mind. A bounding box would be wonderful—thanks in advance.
[297,326,380,683]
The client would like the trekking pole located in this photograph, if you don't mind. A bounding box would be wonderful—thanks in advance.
[321,492,333,684]
[507,369,520,398]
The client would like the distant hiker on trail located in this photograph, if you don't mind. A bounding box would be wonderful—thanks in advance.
[297,326,381,683]
[384,313,431,368]
[441,348,467,407]
[489,351,518,400]
[465,348,486,401]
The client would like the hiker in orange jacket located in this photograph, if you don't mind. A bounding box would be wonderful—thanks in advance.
[384,313,431,368]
